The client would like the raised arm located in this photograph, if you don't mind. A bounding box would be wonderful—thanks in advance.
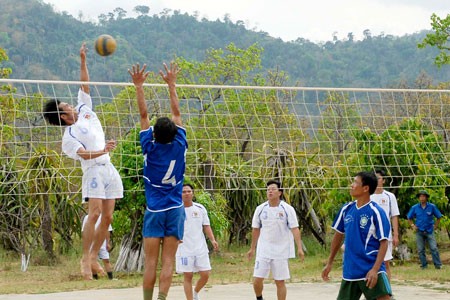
[80,43,90,94]
[159,62,181,126]
[128,63,150,130]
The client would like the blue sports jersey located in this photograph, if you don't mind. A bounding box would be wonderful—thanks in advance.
[140,126,187,211]
[407,202,442,233]
[332,201,391,280]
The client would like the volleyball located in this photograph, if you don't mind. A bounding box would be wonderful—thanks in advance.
[94,34,117,56]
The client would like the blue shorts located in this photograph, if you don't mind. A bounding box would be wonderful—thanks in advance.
[142,206,185,240]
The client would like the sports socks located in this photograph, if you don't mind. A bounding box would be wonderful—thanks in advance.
[157,292,167,300]
[256,295,264,300]
[143,288,154,300]
[107,271,113,280]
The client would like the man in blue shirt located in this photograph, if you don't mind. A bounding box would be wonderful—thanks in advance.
[322,171,392,300]
[407,190,443,269]
[129,62,187,300]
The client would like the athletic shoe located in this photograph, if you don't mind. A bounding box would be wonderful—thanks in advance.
[193,291,200,300]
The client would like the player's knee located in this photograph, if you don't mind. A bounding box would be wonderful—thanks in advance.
[199,271,210,280]
[184,272,194,281]
[274,280,286,287]
[101,214,113,225]
[88,211,101,223]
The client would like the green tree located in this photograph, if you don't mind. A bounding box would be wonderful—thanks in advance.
[111,128,146,271]
[0,48,12,78]
[173,43,305,244]
[20,148,80,261]
[351,118,448,214]
[316,91,362,163]
[418,13,450,67]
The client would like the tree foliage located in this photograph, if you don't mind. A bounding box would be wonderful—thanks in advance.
[1,0,449,87]
[418,13,450,67]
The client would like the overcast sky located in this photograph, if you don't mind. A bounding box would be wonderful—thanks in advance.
[43,0,448,42]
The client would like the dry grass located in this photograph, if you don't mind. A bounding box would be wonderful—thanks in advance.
[1,235,449,294]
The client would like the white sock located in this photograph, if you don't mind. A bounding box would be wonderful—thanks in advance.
[193,290,200,300]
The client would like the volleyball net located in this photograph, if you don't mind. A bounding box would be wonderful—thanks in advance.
[1,79,449,205]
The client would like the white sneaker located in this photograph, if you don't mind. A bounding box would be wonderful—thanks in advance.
[193,291,200,300]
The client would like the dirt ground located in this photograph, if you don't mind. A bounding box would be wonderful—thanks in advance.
[0,282,449,300]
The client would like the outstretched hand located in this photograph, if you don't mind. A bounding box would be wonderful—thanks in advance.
[159,62,180,86]
[128,63,150,87]
[80,42,87,60]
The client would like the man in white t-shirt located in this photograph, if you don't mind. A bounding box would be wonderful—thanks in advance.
[82,213,114,280]
[43,43,123,280]
[370,170,400,281]
[176,184,219,300]
[247,180,304,300]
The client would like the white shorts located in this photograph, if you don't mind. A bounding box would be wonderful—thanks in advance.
[253,257,290,280]
[384,240,393,261]
[82,163,123,200]
[176,253,211,273]
[98,240,110,260]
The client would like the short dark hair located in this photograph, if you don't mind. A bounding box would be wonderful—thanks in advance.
[154,117,177,144]
[43,99,66,126]
[183,183,194,191]
[266,179,283,193]
[375,169,386,177]
[356,171,378,195]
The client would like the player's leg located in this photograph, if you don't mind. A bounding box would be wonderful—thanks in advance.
[81,198,102,280]
[93,240,111,279]
[158,206,185,299]
[158,236,179,297]
[252,257,270,300]
[426,232,442,268]
[274,280,286,300]
[194,253,212,298]
[183,272,194,300]
[90,198,115,275]
[415,231,427,268]
[143,237,162,300]
[142,210,165,300]
[195,270,210,298]
[102,259,113,279]
[253,277,265,300]
[176,255,195,299]
[272,259,290,300]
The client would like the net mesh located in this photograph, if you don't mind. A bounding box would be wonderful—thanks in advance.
[1,79,449,199]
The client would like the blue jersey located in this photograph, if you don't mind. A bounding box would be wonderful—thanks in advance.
[140,126,187,211]
[332,201,391,280]
[407,202,442,233]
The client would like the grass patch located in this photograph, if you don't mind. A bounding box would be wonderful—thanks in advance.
[1,235,449,294]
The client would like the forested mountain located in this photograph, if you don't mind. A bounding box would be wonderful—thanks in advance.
[1,0,449,87]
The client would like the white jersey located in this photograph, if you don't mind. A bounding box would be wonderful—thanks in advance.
[62,89,110,172]
[176,203,210,257]
[370,190,400,240]
[251,201,299,259]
